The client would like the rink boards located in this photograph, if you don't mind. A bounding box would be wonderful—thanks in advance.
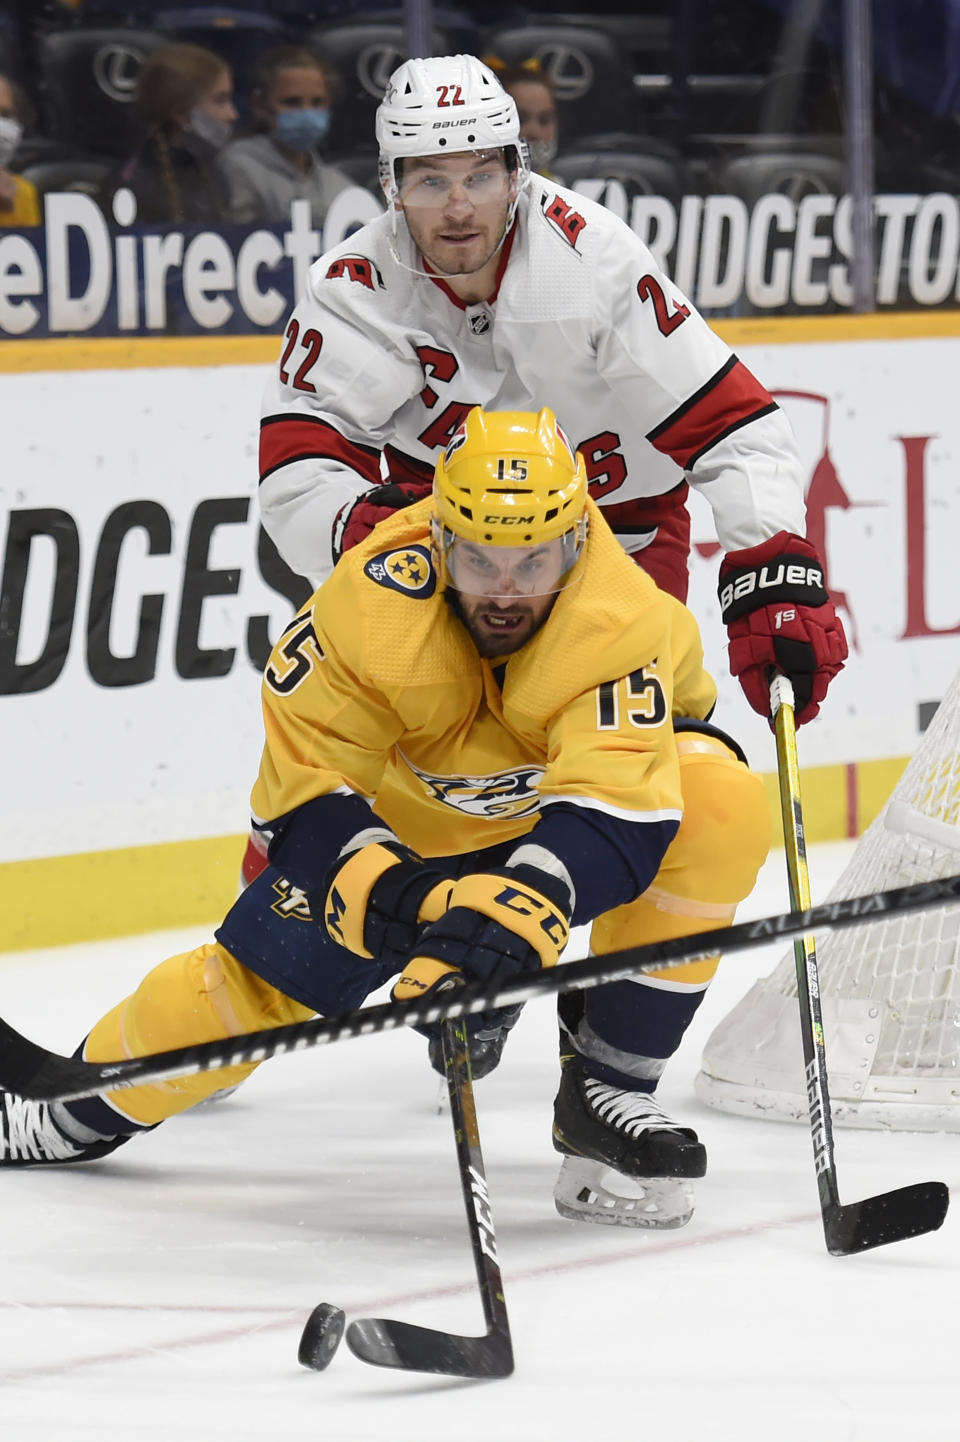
[2,314,958,948]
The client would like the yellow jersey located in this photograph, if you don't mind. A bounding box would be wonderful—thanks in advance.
[252,496,716,866]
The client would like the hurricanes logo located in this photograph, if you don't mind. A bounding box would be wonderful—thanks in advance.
[543,194,587,250]
[364,545,437,597]
[270,878,313,921]
[554,420,575,462]
[444,423,470,463]
[325,255,383,290]
[403,754,545,819]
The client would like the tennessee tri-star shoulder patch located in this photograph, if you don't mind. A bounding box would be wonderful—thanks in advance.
[363,544,437,597]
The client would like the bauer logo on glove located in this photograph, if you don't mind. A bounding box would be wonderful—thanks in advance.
[719,559,826,617]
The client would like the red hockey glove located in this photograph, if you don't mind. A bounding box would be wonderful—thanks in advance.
[718,531,847,725]
[333,480,432,562]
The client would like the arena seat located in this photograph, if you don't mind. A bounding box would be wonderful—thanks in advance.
[324,147,381,195]
[33,27,166,158]
[554,140,687,210]
[20,156,114,202]
[715,148,847,205]
[304,20,456,153]
[0,12,24,81]
[481,23,643,143]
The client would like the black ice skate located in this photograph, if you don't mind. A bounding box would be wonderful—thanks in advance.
[552,1053,706,1229]
[0,1090,129,1167]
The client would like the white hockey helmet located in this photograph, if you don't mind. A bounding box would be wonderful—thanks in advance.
[376,54,529,205]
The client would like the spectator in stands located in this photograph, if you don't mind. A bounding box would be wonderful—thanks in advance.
[219,46,354,227]
[489,59,564,182]
[0,72,40,226]
[111,43,236,224]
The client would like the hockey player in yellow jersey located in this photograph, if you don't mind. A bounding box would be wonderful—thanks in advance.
[0,408,771,1228]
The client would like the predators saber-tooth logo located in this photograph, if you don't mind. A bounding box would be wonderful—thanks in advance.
[403,754,545,819]
[270,878,313,921]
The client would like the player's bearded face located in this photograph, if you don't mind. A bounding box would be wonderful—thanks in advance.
[447,539,565,657]
[453,588,556,657]
[398,150,514,276]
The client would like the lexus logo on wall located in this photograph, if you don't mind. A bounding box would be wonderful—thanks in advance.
[93,44,147,102]
[532,46,595,101]
[357,43,404,98]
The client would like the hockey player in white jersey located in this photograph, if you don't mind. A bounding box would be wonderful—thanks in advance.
[257,53,847,737]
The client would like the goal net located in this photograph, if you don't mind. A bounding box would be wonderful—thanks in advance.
[696,669,960,1132]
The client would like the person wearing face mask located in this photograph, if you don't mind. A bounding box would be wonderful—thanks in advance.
[219,46,353,227]
[107,43,237,224]
[488,58,564,183]
[0,72,40,227]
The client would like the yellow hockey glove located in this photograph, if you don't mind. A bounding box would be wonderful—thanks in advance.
[318,840,453,968]
[392,864,572,1005]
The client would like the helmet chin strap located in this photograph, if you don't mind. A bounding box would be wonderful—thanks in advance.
[384,214,516,284]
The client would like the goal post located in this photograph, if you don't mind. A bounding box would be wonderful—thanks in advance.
[696,670,960,1132]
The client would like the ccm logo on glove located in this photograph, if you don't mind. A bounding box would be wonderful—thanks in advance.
[392,863,573,1019]
[491,882,569,946]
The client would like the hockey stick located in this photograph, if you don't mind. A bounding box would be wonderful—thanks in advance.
[2,872,960,1106]
[771,674,949,1255]
[346,1008,514,1378]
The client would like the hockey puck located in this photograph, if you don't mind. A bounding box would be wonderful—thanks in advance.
[298,1302,346,1371]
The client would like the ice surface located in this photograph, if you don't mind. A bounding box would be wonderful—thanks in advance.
[1,842,955,1440]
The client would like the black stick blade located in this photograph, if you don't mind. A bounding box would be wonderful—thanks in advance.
[346,1318,513,1379]
[0,1017,95,1101]
[826,1181,949,1256]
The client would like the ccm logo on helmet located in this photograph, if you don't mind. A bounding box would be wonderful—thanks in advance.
[719,563,824,612]
[484,513,535,524]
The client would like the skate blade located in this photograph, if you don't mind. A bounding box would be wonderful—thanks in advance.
[191,1085,241,1110]
[553,1156,695,1229]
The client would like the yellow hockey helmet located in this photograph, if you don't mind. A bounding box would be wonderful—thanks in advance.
[431,407,588,596]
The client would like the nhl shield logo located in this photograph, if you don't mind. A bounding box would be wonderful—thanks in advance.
[364,544,437,598]
[467,306,491,335]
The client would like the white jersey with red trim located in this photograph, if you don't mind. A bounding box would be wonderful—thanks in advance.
[259,174,805,587]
